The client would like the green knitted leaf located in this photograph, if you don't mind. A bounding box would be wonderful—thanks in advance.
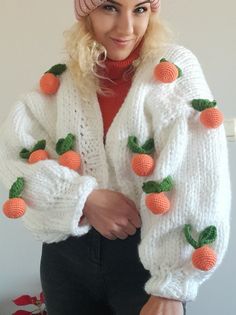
[32,140,46,152]
[175,65,183,78]
[159,175,174,192]
[56,138,65,155]
[160,58,167,63]
[19,148,31,159]
[45,64,67,76]
[141,138,155,154]
[127,136,146,154]
[142,181,161,193]
[56,133,75,155]
[142,176,174,193]
[9,177,24,199]
[183,224,198,249]
[127,136,155,154]
[198,225,217,247]
[191,99,217,112]
[63,133,75,152]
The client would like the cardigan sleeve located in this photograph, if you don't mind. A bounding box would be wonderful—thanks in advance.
[0,97,98,243]
[137,47,232,301]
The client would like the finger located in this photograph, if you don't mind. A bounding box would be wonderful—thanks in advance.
[124,198,141,221]
[128,213,142,228]
[123,221,137,235]
[123,198,141,225]
[124,196,137,210]
[112,227,129,240]
[115,231,129,240]
[105,233,117,240]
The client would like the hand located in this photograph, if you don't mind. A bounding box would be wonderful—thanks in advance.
[140,295,184,315]
[83,189,142,240]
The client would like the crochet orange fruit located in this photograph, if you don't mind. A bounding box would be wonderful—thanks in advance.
[145,192,170,214]
[20,140,49,164]
[154,58,182,83]
[127,136,155,177]
[191,99,224,129]
[56,133,81,171]
[184,224,217,271]
[59,151,81,171]
[28,149,49,164]
[131,154,155,177]
[40,73,60,95]
[192,245,217,271]
[3,198,26,219]
[200,108,224,129]
[39,64,67,95]
[142,176,174,215]
[2,177,27,219]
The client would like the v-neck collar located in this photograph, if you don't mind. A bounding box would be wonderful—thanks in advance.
[92,58,146,147]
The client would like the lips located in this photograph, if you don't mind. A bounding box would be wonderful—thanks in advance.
[111,38,131,43]
[111,39,131,47]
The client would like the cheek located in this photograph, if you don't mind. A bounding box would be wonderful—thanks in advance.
[90,16,114,41]
[93,28,103,42]
[136,18,149,35]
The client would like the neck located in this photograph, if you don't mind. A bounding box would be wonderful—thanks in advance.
[97,38,144,81]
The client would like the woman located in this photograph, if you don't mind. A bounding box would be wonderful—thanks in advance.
[0,0,231,314]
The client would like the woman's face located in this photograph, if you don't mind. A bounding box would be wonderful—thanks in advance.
[88,0,151,61]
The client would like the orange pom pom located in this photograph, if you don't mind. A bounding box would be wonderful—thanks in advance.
[131,154,155,176]
[145,192,170,214]
[40,73,60,95]
[3,198,26,218]
[58,150,81,171]
[154,61,179,83]
[192,245,217,271]
[200,108,224,129]
[28,149,49,164]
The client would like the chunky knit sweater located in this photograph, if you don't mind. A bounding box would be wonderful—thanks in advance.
[0,43,231,302]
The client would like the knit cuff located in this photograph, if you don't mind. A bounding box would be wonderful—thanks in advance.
[71,176,98,236]
[144,270,207,302]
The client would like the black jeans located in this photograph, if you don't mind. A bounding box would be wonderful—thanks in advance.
[40,227,187,315]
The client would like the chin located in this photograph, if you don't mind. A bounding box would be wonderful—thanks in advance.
[107,49,133,61]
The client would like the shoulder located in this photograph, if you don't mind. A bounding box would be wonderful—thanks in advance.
[141,44,214,124]
[144,43,202,70]
[162,43,200,65]
[17,62,71,114]
[164,44,213,98]
[145,43,213,98]
[8,62,72,133]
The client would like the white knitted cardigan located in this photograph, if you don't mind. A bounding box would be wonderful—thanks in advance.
[0,44,231,301]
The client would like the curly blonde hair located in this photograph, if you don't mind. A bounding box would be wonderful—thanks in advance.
[63,12,175,101]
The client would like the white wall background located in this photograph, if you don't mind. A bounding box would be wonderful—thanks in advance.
[0,0,235,314]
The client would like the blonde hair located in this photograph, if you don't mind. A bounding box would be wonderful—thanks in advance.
[63,13,175,101]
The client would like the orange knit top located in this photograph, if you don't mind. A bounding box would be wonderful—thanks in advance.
[97,39,144,144]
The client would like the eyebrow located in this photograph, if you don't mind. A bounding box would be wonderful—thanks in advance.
[106,0,151,7]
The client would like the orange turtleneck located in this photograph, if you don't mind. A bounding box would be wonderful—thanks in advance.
[96,39,143,142]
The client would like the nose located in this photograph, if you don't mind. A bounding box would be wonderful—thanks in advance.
[115,12,134,35]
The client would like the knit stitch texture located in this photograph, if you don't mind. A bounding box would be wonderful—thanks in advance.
[74,0,161,20]
[0,44,231,302]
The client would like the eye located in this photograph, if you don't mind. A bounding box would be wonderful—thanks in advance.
[102,5,117,12]
[135,7,148,14]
